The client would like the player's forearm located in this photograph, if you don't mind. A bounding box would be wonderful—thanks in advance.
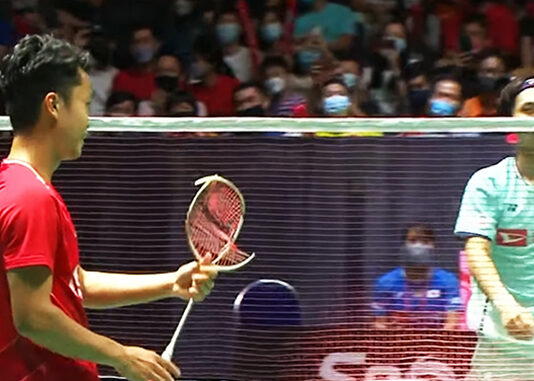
[16,302,125,368]
[80,269,176,309]
[465,237,517,309]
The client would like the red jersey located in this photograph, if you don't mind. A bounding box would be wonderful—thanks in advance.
[0,160,99,381]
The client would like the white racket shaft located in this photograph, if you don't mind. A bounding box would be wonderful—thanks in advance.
[161,298,194,361]
[160,253,255,361]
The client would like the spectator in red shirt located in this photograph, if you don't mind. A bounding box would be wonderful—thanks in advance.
[0,35,216,381]
[482,0,519,57]
[112,24,160,101]
[187,36,239,116]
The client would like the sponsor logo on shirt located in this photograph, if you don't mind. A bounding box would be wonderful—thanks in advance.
[496,228,527,247]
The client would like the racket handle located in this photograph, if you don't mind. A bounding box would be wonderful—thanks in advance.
[161,299,194,361]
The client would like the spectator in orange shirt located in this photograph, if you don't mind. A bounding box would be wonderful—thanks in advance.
[459,49,508,117]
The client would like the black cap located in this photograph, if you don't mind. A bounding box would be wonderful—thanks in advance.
[401,244,434,267]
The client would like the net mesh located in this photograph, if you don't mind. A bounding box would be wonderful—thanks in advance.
[0,117,530,380]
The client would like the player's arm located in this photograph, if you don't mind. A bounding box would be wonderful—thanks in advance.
[78,256,217,309]
[8,265,180,381]
[465,236,534,340]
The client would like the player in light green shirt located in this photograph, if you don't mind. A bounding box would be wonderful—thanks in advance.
[455,76,534,380]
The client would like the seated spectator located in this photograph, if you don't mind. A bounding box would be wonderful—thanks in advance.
[149,52,186,116]
[459,49,509,117]
[318,78,363,117]
[372,224,461,331]
[87,30,118,116]
[112,24,160,101]
[457,14,491,65]
[186,36,240,116]
[426,74,463,117]
[105,91,138,117]
[164,0,205,68]
[366,19,409,116]
[258,7,291,62]
[233,82,270,116]
[331,55,369,111]
[403,61,431,116]
[166,90,198,117]
[293,0,355,56]
[261,56,307,117]
[215,7,252,82]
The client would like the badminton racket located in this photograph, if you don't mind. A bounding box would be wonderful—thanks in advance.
[161,174,255,361]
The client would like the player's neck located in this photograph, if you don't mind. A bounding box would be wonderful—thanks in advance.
[7,134,60,183]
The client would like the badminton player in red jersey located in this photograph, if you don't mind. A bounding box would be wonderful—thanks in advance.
[0,35,217,381]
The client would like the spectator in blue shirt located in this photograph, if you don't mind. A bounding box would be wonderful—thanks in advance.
[294,0,355,56]
[372,224,462,331]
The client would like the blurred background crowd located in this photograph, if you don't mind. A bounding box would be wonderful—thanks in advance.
[0,0,531,119]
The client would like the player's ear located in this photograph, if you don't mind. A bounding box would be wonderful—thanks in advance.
[44,92,60,118]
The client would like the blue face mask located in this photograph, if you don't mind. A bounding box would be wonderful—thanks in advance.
[323,95,351,115]
[261,23,283,44]
[429,99,457,116]
[342,73,358,89]
[216,23,241,45]
[132,45,156,64]
[392,37,407,51]
[297,49,321,70]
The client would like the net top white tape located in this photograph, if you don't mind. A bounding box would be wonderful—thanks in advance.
[0,116,531,133]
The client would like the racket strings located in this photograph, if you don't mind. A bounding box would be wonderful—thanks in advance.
[214,244,251,266]
[188,183,246,264]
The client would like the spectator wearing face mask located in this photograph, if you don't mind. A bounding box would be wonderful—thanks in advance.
[164,0,205,68]
[87,29,118,116]
[371,224,461,331]
[367,20,409,116]
[112,25,160,101]
[403,62,431,117]
[215,8,252,83]
[459,49,509,117]
[233,82,270,117]
[318,78,363,117]
[261,56,307,117]
[105,91,138,117]
[258,7,290,61]
[426,74,463,117]
[186,35,239,116]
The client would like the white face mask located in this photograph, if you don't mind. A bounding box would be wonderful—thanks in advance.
[406,242,434,250]
[265,77,286,95]
[175,0,193,16]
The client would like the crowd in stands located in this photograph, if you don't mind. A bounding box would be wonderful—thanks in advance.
[0,0,532,118]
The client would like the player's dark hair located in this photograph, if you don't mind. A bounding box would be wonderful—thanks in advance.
[0,34,91,134]
[498,75,534,116]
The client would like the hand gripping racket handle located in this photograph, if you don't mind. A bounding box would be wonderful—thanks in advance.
[161,298,194,361]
